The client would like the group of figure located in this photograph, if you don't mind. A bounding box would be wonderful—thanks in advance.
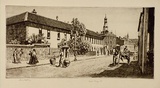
[28,49,39,64]
[50,48,70,68]
[13,48,39,65]
[13,48,23,63]
[112,46,130,65]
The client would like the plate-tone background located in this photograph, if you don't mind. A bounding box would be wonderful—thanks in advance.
[0,0,160,88]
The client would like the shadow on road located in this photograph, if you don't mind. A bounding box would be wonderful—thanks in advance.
[89,61,153,78]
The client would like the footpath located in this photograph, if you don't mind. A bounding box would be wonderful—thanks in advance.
[6,55,108,70]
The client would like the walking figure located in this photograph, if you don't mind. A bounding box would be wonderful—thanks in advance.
[13,49,18,63]
[57,49,64,67]
[28,49,39,64]
[17,48,23,63]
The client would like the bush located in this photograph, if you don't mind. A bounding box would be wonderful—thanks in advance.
[26,33,48,44]
[9,39,20,44]
[67,38,92,55]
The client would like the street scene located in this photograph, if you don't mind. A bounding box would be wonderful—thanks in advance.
[7,56,138,78]
[6,6,154,78]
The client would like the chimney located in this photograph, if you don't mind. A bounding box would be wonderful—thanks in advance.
[32,9,37,14]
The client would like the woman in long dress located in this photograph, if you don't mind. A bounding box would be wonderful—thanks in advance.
[28,50,33,64]
[28,49,39,64]
[32,49,39,64]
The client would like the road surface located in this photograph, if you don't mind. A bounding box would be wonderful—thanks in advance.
[6,55,128,78]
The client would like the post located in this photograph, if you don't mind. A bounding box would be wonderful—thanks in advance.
[142,8,149,74]
[74,34,77,61]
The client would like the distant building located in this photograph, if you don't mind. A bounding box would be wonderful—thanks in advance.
[116,37,124,46]
[101,15,116,52]
[121,33,138,52]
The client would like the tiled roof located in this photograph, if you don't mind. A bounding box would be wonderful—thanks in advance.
[7,12,26,25]
[86,29,104,39]
[7,12,72,31]
[6,12,103,38]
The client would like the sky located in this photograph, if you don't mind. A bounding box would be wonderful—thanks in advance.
[6,6,142,39]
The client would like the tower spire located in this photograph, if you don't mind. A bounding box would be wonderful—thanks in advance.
[103,14,108,33]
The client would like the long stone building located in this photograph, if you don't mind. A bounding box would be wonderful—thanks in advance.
[6,10,108,55]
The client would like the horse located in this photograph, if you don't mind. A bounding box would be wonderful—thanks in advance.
[119,49,130,64]
[112,48,131,65]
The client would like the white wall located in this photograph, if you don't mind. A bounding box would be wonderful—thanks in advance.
[49,31,59,48]
[26,26,69,48]
[26,26,39,38]
[67,34,70,41]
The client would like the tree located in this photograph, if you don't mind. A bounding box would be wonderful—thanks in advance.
[71,18,87,37]
[58,18,91,56]
[70,18,91,55]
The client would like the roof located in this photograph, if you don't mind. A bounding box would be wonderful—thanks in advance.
[6,11,104,39]
[86,29,104,39]
[7,12,26,25]
[7,12,72,31]
[105,32,116,37]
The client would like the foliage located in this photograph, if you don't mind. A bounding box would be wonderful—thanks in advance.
[71,18,87,36]
[9,39,20,44]
[57,38,67,49]
[58,18,91,55]
[26,33,48,44]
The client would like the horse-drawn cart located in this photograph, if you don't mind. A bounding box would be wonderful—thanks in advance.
[119,49,130,64]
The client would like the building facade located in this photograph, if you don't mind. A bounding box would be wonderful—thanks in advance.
[101,15,117,53]
[137,8,154,74]
[6,10,105,55]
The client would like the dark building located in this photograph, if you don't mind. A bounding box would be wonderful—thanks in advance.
[138,8,154,74]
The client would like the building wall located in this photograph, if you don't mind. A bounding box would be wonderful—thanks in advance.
[26,26,70,48]
[84,36,106,55]
[26,26,39,37]
[103,35,116,50]
[6,23,26,44]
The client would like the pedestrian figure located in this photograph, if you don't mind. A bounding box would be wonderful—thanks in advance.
[113,48,119,65]
[13,49,18,63]
[32,49,39,64]
[17,48,23,63]
[28,49,39,64]
[57,49,64,67]
[28,50,33,64]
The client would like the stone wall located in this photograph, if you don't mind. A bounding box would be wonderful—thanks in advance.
[6,44,55,62]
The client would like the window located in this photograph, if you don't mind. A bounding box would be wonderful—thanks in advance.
[47,30,50,39]
[57,32,60,40]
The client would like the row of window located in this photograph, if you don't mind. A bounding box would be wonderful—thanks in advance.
[85,37,103,45]
[39,29,68,40]
[38,29,113,45]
